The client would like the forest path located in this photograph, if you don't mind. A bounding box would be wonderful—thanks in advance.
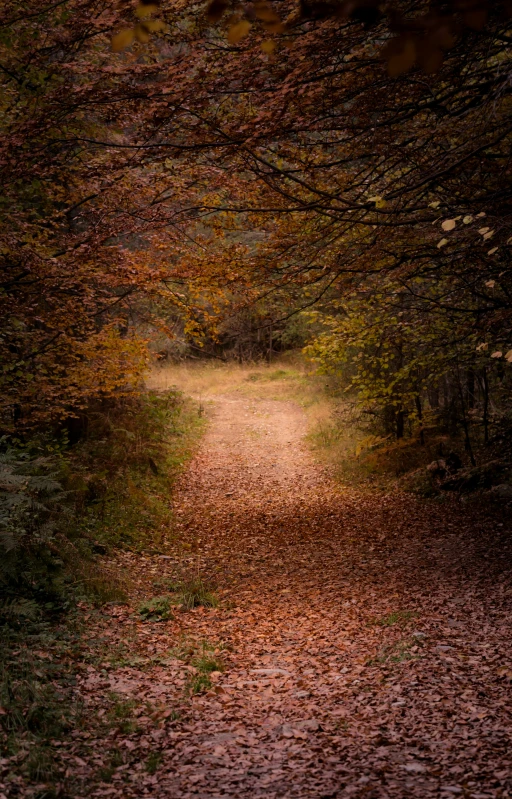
[80,385,511,799]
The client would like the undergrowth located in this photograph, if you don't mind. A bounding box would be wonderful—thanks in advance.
[70,390,204,555]
[170,638,226,695]
[0,607,86,786]
[0,387,204,793]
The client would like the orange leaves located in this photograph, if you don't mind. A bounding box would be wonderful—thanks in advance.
[382,15,460,76]
[253,2,280,23]
[254,2,285,32]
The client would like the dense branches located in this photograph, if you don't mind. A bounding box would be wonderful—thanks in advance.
[1,0,511,450]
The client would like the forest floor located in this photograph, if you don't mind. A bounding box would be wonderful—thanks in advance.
[11,366,512,799]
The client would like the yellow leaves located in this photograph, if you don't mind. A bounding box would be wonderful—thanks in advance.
[135,3,159,18]
[254,2,280,23]
[463,215,473,224]
[369,195,387,209]
[112,28,135,52]
[463,8,488,30]
[261,39,276,54]
[256,3,285,32]
[227,19,251,44]
[134,24,150,43]
[112,1,165,51]
[138,19,167,35]
[261,20,285,33]
[506,350,512,363]
[437,238,448,248]
[224,3,283,47]
[441,219,456,231]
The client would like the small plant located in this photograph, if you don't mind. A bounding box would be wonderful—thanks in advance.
[171,637,225,695]
[25,747,56,781]
[373,610,417,627]
[366,639,417,666]
[107,694,139,734]
[138,595,173,621]
[186,672,213,695]
[99,748,124,782]
[176,577,218,610]
[192,650,224,674]
[172,637,224,664]
[145,751,163,775]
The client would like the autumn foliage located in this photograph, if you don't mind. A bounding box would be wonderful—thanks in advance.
[1,0,512,452]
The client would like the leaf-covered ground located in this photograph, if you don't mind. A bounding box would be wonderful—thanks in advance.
[8,389,512,798]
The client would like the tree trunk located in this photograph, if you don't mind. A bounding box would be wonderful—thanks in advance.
[396,407,404,440]
[482,367,489,445]
[415,394,425,445]
[467,368,475,409]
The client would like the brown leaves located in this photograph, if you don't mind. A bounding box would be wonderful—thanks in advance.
[9,379,512,798]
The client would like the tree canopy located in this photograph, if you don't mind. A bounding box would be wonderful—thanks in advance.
[1,0,511,449]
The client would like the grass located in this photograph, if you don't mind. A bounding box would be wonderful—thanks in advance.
[137,577,219,618]
[366,639,419,667]
[174,576,219,610]
[146,751,163,775]
[70,389,205,555]
[107,694,139,734]
[372,610,418,627]
[98,748,124,782]
[0,386,206,796]
[186,672,214,695]
[0,608,86,791]
[169,637,225,695]
[146,353,316,402]
[188,642,225,695]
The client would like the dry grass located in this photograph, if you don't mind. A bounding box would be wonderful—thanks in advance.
[146,355,362,469]
[146,357,430,490]
[146,353,312,399]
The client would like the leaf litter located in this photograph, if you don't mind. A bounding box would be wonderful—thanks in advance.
[5,392,512,798]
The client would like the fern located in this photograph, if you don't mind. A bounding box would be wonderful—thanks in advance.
[0,450,66,586]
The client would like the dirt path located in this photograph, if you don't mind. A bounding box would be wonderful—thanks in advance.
[73,391,511,799]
